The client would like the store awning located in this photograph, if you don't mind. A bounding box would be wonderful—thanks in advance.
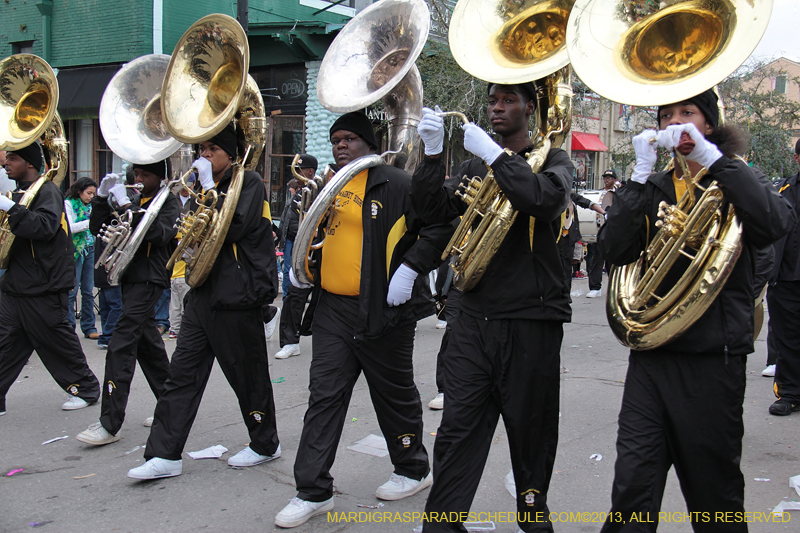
[56,64,121,120]
[572,132,608,152]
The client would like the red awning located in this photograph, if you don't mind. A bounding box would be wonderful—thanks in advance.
[572,132,608,152]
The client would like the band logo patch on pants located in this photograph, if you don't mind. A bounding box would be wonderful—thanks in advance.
[521,488,540,506]
[107,381,116,395]
[398,433,415,448]
[250,411,265,423]
[67,384,80,395]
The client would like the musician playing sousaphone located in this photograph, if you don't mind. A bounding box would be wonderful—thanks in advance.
[412,80,574,532]
[0,141,101,416]
[127,122,282,479]
[597,89,793,530]
[76,160,179,446]
[274,112,452,528]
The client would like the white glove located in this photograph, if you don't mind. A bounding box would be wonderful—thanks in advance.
[289,268,311,289]
[418,106,444,156]
[463,123,504,166]
[109,184,131,207]
[387,263,418,307]
[193,157,215,190]
[660,123,722,168]
[631,130,659,184]
[98,173,119,197]
[0,195,15,212]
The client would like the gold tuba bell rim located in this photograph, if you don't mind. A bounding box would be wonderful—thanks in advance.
[449,0,576,84]
[565,0,774,106]
[0,54,60,150]
[160,13,250,144]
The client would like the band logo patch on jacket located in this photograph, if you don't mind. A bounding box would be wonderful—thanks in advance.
[371,200,382,219]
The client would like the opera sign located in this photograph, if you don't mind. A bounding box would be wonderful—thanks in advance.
[281,78,306,99]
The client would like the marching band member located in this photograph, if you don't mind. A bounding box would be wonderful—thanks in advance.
[275,156,315,360]
[0,142,100,415]
[412,82,574,532]
[274,112,449,528]
[597,89,793,531]
[128,122,281,479]
[76,160,180,445]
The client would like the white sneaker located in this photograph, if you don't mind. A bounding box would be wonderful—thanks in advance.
[435,320,447,329]
[275,497,334,528]
[127,457,182,480]
[76,422,120,446]
[586,289,602,298]
[228,444,281,467]
[275,344,300,359]
[762,364,776,377]
[265,307,281,339]
[62,396,90,411]
[375,471,433,501]
[428,392,444,410]
[143,417,154,427]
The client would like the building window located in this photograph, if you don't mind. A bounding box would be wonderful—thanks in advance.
[267,115,306,219]
[775,75,787,95]
[299,0,356,16]
[11,41,34,54]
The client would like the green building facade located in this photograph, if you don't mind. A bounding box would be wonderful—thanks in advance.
[1,0,356,215]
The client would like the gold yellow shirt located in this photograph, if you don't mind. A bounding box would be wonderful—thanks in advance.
[320,169,369,296]
[672,171,688,203]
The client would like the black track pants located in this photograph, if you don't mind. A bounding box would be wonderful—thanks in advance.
[100,282,170,434]
[279,284,312,346]
[423,314,563,533]
[144,292,279,460]
[294,291,429,502]
[767,281,800,402]
[0,292,99,412]
[601,351,747,533]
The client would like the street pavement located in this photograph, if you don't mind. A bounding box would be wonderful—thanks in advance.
[1,275,798,532]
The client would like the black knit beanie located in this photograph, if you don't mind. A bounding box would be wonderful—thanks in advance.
[658,88,720,130]
[8,141,43,173]
[132,160,167,179]
[208,122,238,159]
[329,112,378,150]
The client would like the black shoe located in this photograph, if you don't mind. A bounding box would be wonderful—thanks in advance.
[768,399,800,416]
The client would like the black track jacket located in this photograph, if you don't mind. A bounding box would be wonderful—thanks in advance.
[316,163,452,339]
[411,147,574,322]
[186,168,278,310]
[771,171,800,281]
[1,180,75,296]
[598,156,794,355]
[91,189,180,288]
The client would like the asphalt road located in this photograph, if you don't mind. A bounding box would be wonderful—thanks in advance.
[1,275,798,532]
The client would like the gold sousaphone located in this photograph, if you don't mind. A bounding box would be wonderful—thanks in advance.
[0,54,68,268]
[441,0,575,291]
[163,14,267,287]
[292,0,430,285]
[566,0,773,349]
